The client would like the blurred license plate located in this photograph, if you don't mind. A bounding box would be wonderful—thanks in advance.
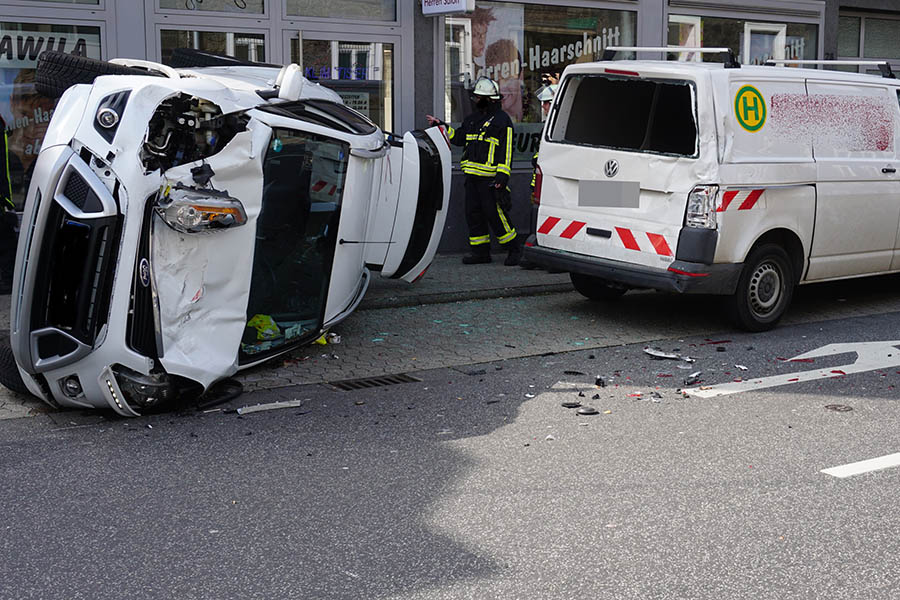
[578,180,639,208]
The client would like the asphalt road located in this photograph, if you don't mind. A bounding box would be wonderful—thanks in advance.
[2,308,899,599]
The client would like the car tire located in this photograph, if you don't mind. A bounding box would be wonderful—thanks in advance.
[729,243,794,332]
[0,342,31,396]
[570,273,628,301]
[35,51,153,99]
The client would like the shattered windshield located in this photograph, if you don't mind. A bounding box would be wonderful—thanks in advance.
[240,128,349,363]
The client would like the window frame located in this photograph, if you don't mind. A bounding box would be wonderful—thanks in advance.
[154,0,268,20]
[837,11,900,74]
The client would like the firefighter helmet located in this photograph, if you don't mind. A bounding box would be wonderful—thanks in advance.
[471,77,501,100]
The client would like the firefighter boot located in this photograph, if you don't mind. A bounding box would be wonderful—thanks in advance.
[504,236,523,266]
[462,244,491,264]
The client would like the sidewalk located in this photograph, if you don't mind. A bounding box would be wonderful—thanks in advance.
[361,253,572,309]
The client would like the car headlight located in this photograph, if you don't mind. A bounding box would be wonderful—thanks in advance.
[155,183,247,234]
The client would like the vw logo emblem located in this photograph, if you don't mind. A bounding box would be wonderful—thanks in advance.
[604,160,619,178]
[139,258,151,288]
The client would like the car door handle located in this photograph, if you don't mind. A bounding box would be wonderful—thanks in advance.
[883,167,897,174]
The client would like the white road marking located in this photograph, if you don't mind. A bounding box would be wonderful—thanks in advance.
[683,340,900,398]
[821,453,900,478]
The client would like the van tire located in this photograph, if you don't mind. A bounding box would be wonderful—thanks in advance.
[0,343,31,396]
[729,244,794,332]
[35,51,153,98]
[570,273,628,301]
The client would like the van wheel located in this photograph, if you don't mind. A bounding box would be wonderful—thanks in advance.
[729,244,794,332]
[0,343,31,396]
[570,273,628,301]
[35,51,155,99]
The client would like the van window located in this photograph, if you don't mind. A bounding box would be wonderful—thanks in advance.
[549,74,698,157]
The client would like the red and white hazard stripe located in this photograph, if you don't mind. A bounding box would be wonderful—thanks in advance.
[312,180,338,196]
[538,216,673,257]
[717,189,764,212]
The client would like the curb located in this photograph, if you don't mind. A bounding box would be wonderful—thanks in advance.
[359,282,574,310]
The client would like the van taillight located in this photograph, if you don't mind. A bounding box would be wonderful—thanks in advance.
[684,185,719,229]
[533,164,543,205]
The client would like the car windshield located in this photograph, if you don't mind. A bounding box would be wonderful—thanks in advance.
[239,128,350,364]
[258,99,377,135]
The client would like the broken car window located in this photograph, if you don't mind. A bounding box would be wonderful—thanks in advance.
[257,99,377,136]
[240,128,350,363]
[551,74,698,157]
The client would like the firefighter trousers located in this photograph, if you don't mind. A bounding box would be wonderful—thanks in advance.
[463,176,516,249]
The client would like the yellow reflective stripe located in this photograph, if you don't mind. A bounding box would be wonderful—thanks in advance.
[487,145,495,166]
[496,204,515,239]
[466,134,480,140]
[502,126,513,172]
[498,229,517,244]
[462,166,496,177]
[496,164,511,176]
[485,137,499,144]
[469,235,490,245]
[2,128,12,208]
[447,125,456,139]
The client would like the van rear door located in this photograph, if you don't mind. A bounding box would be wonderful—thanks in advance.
[364,127,451,281]
[537,66,717,270]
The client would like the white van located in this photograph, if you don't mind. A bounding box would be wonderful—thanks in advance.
[524,48,900,331]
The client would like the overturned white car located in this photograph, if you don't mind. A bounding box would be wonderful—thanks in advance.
[2,52,450,416]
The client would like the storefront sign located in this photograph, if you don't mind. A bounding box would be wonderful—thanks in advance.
[0,29,101,68]
[423,0,474,16]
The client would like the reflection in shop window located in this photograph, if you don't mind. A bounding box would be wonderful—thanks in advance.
[442,1,636,163]
[286,0,395,21]
[0,22,101,210]
[290,38,393,132]
[160,29,265,65]
[159,0,264,14]
[667,15,817,67]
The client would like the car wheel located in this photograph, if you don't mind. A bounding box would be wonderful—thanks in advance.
[35,51,154,99]
[0,343,31,396]
[729,243,794,332]
[570,273,628,301]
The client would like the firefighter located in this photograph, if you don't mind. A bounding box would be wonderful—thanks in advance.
[520,77,558,270]
[426,77,522,265]
[0,116,15,295]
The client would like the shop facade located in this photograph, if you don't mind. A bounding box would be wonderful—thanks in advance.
[1,1,896,250]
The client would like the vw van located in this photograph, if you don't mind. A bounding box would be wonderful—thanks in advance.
[525,48,900,331]
[2,52,450,415]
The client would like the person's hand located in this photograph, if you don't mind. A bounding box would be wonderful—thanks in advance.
[425,114,442,126]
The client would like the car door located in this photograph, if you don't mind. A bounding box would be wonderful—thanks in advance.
[806,80,900,280]
[363,127,451,282]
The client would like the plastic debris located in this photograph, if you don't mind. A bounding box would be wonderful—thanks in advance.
[684,371,703,386]
[561,402,582,409]
[577,406,599,415]
[248,314,281,341]
[595,376,606,387]
[327,333,342,344]
[627,392,642,397]
[564,370,586,375]
[716,346,726,352]
[235,399,305,415]
[525,393,535,398]
[643,346,695,362]
[603,410,612,414]
[546,434,556,441]
[313,333,328,345]
[735,364,748,371]
[592,394,600,400]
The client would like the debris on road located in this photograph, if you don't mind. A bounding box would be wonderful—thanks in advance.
[577,406,599,415]
[825,404,853,412]
[233,399,305,415]
[561,402,582,408]
[564,370,586,376]
[643,346,695,362]
[595,376,606,387]
[684,371,703,386]
[735,364,748,371]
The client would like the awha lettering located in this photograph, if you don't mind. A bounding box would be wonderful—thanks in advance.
[0,30,101,69]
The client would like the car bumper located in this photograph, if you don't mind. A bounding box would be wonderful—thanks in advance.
[523,244,743,295]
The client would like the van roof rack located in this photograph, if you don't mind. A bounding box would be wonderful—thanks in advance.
[602,46,740,69]
[763,59,895,78]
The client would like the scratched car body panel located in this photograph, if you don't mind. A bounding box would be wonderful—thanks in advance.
[8,62,450,415]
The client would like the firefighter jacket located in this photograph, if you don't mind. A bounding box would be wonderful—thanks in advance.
[447,105,513,185]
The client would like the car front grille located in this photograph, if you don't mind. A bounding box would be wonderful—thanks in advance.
[126,197,159,359]
[30,199,122,347]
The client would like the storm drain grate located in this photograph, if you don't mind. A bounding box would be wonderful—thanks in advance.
[327,373,421,391]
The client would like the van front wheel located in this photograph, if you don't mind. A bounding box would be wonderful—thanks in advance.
[729,244,794,332]
[570,273,628,301]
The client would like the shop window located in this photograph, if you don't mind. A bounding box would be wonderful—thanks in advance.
[0,22,101,210]
[160,29,266,64]
[25,0,98,4]
[666,15,817,67]
[159,0,264,14]
[863,18,900,60]
[290,38,393,132]
[442,1,636,163]
[285,0,395,21]
[837,16,860,57]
